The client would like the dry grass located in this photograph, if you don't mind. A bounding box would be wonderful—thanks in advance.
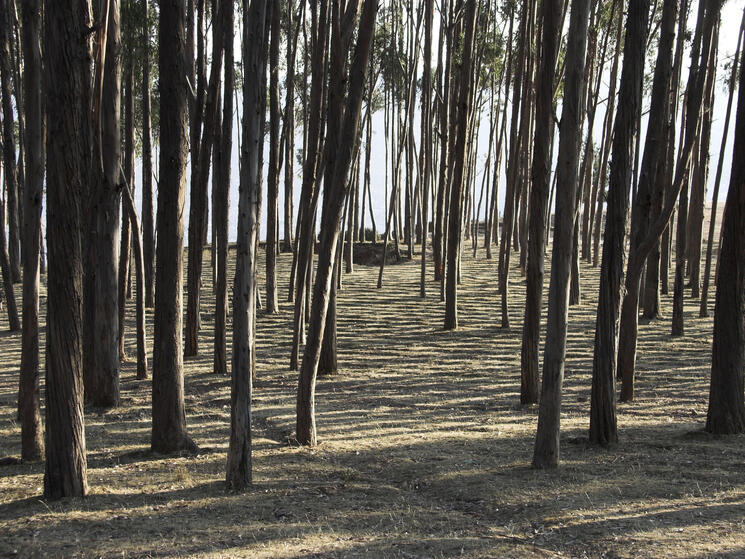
[1,223,743,558]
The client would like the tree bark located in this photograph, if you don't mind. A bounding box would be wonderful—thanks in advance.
[141,0,155,309]
[43,0,90,499]
[19,0,43,462]
[152,0,198,454]
[589,0,648,447]
[520,0,561,404]
[296,0,377,446]
[532,0,590,469]
[227,0,268,490]
[705,28,745,435]
[265,0,281,314]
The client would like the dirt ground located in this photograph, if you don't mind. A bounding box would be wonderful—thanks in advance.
[1,229,744,558]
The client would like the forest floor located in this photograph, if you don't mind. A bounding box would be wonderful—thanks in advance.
[1,227,744,558]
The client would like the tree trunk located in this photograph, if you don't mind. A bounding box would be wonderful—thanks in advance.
[532,0,590,469]
[296,0,377,446]
[705,29,745,435]
[152,0,198,455]
[616,0,677,402]
[214,0,233,377]
[284,0,297,253]
[444,0,476,332]
[19,0,43,462]
[589,0,649,447]
[142,0,155,309]
[520,0,561,404]
[227,0,268,490]
[265,0,281,314]
[91,0,122,409]
[43,0,90,499]
[0,0,19,284]
[701,11,744,317]
[186,0,224,356]
[118,59,135,361]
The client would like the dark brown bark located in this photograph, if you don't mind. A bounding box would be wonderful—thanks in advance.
[420,0,433,298]
[284,0,298,253]
[90,0,122,409]
[19,0,43,462]
[589,0,649,447]
[43,0,89,499]
[0,0,19,283]
[214,0,233,377]
[705,29,745,435]
[152,0,198,454]
[520,0,561,404]
[532,0,590,469]
[227,0,268,490]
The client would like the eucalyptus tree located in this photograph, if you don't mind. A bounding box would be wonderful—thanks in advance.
[43,0,90,499]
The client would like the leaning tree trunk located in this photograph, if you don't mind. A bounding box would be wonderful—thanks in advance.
[520,0,561,405]
[152,0,199,455]
[701,11,744,317]
[532,0,590,469]
[43,0,90,499]
[186,0,224,356]
[227,0,268,491]
[589,0,649,447]
[616,0,677,403]
[18,0,44,462]
[705,31,745,435]
[296,0,377,446]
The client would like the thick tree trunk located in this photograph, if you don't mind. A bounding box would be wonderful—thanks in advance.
[520,0,561,405]
[589,0,648,447]
[43,0,90,499]
[227,0,268,490]
[532,0,590,469]
[705,33,745,435]
[19,0,43,462]
[152,0,198,455]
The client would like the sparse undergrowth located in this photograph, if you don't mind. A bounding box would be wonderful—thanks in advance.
[1,244,743,559]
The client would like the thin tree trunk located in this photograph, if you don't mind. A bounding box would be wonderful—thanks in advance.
[19,0,43,462]
[141,0,155,309]
[589,0,649,447]
[532,0,590,469]
[265,0,281,314]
